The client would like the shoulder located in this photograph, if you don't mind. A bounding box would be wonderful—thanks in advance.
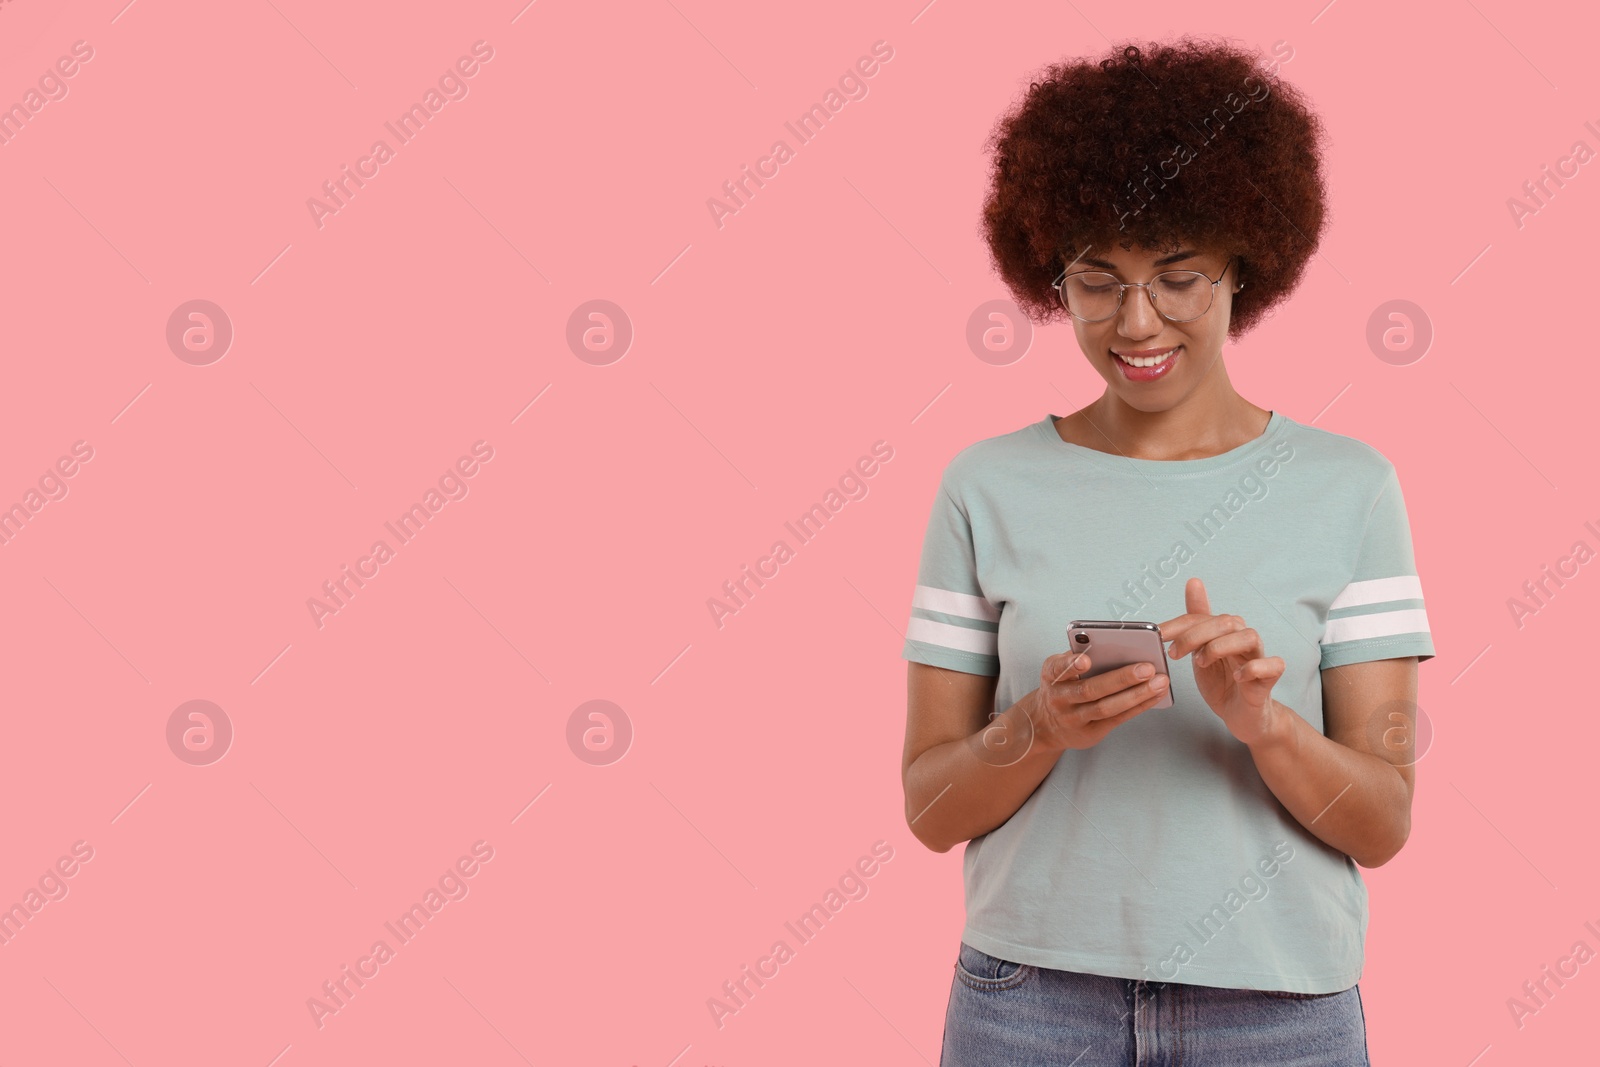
[938,417,1049,498]
[1276,417,1398,488]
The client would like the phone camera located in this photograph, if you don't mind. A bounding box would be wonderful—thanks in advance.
[1073,633,1090,646]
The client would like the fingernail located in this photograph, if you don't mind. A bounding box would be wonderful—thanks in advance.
[1135,663,1153,678]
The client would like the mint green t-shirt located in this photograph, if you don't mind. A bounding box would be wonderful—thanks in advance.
[901,410,1436,994]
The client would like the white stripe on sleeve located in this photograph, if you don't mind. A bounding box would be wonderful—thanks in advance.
[1329,575,1424,611]
[906,617,999,657]
[911,583,1000,622]
[1322,607,1431,646]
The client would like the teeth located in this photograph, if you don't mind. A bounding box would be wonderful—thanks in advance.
[1117,348,1177,368]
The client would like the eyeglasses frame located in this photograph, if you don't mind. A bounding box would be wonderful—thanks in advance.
[1050,255,1239,323]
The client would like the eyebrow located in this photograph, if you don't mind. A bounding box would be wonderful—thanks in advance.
[1076,249,1199,270]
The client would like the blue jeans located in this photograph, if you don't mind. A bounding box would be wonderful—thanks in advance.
[942,942,1371,1066]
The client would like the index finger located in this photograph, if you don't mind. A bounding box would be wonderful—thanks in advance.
[1153,612,1206,641]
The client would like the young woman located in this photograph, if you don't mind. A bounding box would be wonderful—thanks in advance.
[900,38,1435,1065]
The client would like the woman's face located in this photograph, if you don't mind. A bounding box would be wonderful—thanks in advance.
[1064,243,1239,411]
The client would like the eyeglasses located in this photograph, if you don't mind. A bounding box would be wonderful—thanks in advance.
[1051,256,1237,323]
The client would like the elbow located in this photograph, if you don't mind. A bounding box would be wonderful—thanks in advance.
[1355,817,1411,869]
[904,810,955,854]
[903,794,958,853]
[903,766,958,853]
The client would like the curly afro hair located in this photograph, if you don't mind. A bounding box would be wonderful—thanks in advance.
[980,37,1328,338]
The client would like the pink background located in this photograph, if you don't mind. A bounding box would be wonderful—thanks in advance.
[0,0,1594,1063]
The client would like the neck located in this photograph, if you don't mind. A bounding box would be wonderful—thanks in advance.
[1081,383,1267,462]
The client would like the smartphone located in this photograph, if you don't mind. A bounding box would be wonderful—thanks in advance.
[1064,620,1174,710]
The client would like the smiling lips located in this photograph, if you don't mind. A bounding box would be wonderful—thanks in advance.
[1111,345,1180,382]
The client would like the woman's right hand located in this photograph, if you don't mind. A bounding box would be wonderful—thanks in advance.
[1031,650,1170,752]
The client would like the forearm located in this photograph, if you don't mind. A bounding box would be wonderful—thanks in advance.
[1246,699,1410,867]
[904,690,1065,853]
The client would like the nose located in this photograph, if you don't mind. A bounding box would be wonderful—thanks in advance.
[1116,283,1165,339]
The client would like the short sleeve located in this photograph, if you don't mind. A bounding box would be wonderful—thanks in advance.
[1319,464,1436,670]
[900,479,1001,676]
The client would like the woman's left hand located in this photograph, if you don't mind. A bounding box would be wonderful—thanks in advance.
[1157,577,1286,745]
